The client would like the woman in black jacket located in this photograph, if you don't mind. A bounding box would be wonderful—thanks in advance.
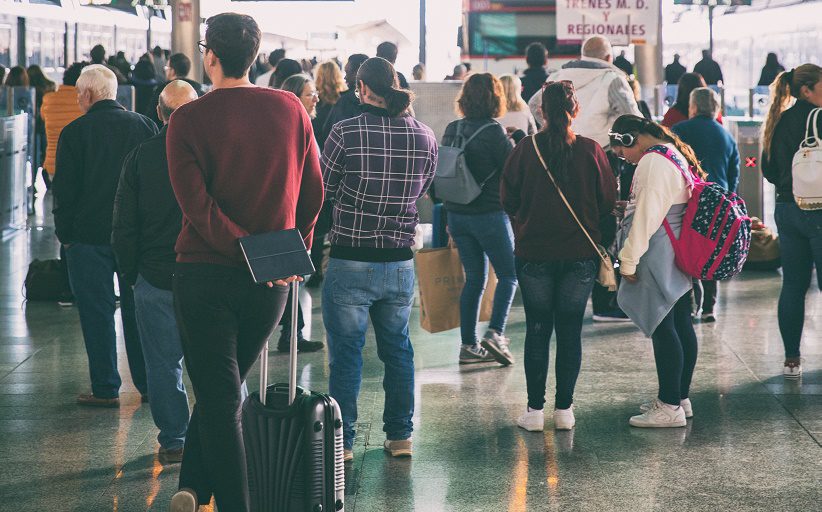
[761,63,822,379]
[441,73,518,367]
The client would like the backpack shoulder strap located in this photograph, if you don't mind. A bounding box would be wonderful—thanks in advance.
[460,121,499,149]
[802,108,822,148]
[643,144,696,189]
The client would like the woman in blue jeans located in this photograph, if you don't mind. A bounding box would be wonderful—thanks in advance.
[762,64,822,379]
[441,73,518,366]
[501,81,617,431]
[320,57,438,461]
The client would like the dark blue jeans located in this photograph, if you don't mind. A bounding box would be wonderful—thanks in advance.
[65,243,147,399]
[323,258,416,450]
[133,275,189,450]
[516,257,597,410]
[447,210,518,346]
[774,202,822,358]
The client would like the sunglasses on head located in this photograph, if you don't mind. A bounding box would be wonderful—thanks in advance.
[608,131,637,148]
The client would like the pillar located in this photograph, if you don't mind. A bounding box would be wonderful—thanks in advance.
[634,0,664,103]
[171,0,202,82]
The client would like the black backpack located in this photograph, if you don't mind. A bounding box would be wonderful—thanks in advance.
[24,259,72,301]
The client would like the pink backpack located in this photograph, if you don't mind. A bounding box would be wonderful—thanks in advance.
[645,145,752,281]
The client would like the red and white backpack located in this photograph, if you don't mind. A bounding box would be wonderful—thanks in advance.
[645,145,752,281]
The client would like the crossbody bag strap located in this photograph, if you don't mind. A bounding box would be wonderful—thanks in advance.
[802,108,822,148]
[530,136,608,265]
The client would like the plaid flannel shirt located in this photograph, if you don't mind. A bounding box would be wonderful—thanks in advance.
[321,109,438,249]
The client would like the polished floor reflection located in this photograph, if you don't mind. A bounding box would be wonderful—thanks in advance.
[1,198,820,511]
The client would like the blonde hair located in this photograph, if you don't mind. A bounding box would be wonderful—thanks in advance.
[763,63,822,157]
[314,60,346,106]
[499,74,527,113]
[76,64,117,101]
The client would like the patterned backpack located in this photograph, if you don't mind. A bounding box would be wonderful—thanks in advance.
[645,145,752,281]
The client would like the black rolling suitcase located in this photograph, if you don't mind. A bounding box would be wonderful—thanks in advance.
[242,280,346,512]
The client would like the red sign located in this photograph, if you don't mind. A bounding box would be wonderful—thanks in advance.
[745,157,757,168]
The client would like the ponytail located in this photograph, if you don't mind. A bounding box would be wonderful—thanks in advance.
[762,71,794,158]
[540,81,579,183]
[357,56,414,117]
[383,87,413,117]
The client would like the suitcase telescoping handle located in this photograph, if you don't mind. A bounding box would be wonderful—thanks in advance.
[259,280,300,406]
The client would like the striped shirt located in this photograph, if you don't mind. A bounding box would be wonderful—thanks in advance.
[321,105,438,253]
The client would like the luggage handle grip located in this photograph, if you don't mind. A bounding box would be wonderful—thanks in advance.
[259,280,300,406]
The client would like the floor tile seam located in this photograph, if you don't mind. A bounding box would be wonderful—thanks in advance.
[96,430,154,500]
[0,346,50,383]
[710,335,821,446]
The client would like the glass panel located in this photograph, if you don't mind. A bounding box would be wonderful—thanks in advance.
[0,25,12,68]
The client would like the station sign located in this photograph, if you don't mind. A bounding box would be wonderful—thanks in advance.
[556,0,660,46]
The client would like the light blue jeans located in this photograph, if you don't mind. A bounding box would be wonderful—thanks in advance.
[133,275,189,450]
[323,258,416,449]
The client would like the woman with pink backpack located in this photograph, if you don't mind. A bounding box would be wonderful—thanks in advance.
[608,115,707,428]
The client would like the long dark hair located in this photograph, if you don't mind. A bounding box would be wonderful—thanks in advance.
[763,64,822,157]
[611,115,707,180]
[673,72,707,114]
[356,57,413,117]
[539,80,578,183]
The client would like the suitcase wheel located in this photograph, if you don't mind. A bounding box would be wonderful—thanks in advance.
[314,421,323,432]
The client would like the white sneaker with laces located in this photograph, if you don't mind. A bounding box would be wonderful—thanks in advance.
[629,399,686,428]
[640,397,693,419]
[480,329,514,366]
[459,344,496,364]
[553,406,575,430]
[783,361,802,378]
[517,408,545,432]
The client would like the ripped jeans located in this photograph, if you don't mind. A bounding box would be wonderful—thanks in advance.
[516,257,597,410]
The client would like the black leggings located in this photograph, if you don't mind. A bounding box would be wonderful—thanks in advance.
[651,293,698,405]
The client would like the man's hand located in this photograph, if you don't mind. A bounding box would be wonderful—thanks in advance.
[265,275,304,288]
[621,272,638,283]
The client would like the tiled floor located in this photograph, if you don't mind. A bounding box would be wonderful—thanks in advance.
[1,198,820,511]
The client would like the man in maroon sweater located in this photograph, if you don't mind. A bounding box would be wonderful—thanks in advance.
[165,13,324,512]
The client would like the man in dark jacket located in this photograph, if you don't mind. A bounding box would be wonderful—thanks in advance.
[376,41,409,89]
[521,42,549,105]
[665,54,687,85]
[112,81,199,463]
[146,53,205,127]
[693,49,724,86]
[52,64,158,407]
[672,87,740,323]
[324,53,369,132]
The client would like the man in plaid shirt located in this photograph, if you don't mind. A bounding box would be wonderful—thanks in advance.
[320,57,437,462]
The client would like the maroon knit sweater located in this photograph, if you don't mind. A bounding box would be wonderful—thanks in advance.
[167,87,324,267]
[501,133,617,262]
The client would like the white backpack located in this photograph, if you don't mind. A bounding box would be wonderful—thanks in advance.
[792,107,822,210]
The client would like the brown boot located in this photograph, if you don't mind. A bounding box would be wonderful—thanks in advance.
[76,393,119,408]
[159,447,184,464]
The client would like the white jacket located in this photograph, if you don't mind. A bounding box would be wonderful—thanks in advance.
[528,57,641,148]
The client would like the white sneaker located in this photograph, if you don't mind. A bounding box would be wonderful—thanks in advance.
[629,399,686,428]
[783,361,802,379]
[480,330,514,366]
[553,406,575,430]
[517,408,545,432]
[640,397,693,419]
[169,489,197,512]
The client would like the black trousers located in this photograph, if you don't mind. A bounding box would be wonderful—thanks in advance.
[692,279,718,314]
[651,294,699,405]
[174,263,289,511]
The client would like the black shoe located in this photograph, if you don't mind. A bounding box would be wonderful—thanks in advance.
[278,332,324,353]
